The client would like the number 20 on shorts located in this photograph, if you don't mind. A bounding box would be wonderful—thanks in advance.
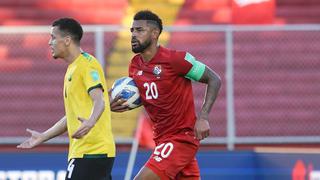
[154,142,174,158]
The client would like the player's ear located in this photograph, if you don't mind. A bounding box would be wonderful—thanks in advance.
[151,28,160,40]
[64,36,72,46]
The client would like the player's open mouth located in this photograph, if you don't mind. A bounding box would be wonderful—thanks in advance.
[131,40,139,47]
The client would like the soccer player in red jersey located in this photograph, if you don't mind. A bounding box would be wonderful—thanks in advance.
[111,10,221,180]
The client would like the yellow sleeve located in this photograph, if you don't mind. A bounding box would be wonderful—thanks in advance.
[83,64,104,93]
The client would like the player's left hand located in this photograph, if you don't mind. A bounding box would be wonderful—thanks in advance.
[194,113,210,140]
[72,117,95,139]
[109,94,131,112]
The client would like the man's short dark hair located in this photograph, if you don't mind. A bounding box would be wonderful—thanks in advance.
[134,10,163,34]
[52,18,83,44]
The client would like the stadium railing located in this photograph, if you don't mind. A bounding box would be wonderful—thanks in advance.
[0,24,319,150]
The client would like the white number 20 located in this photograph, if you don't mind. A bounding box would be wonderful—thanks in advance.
[143,82,158,100]
[154,142,174,158]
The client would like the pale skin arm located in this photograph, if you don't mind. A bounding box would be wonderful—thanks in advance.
[17,116,67,148]
[194,66,221,140]
[72,88,105,139]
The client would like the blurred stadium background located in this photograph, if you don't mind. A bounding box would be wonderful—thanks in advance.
[0,0,320,179]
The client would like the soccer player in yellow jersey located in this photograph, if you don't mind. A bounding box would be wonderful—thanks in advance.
[17,18,115,180]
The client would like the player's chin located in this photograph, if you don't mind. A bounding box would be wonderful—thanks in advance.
[131,48,137,53]
[52,53,59,59]
[132,46,141,53]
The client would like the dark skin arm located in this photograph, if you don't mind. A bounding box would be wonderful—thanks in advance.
[194,66,221,140]
[109,66,221,140]
[109,89,131,112]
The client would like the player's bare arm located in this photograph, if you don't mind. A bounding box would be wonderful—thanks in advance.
[72,88,105,139]
[17,116,67,148]
[195,66,221,140]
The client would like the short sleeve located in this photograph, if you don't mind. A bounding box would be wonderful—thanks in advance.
[170,51,193,76]
[129,62,134,78]
[84,65,104,93]
[171,51,206,81]
[129,56,140,78]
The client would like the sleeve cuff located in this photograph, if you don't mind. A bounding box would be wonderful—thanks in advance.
[87,83,104,94]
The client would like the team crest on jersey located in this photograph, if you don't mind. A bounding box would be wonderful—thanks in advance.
[153,65,162,77]
[136,70,143,76]
[90,70,99,81]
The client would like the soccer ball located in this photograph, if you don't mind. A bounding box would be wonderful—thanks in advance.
[111,77,142,109]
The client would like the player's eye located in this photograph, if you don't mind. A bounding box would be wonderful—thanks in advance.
[137,29,143,32]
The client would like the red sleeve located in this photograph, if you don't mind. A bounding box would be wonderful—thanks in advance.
[170,51,193,76]
[129,62,134,78]
[129,56,138,78]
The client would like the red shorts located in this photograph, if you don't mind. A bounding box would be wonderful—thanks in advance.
[145,130,200,179]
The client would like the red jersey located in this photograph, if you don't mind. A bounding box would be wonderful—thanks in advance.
[129,46,197,141]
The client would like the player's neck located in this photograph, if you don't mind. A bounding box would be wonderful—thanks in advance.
[64,47,82,64]
[141,44,159,62]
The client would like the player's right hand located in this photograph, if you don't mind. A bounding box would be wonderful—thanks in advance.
[17,129,45,149]
[108,89,131,112]
[110,95,131,112]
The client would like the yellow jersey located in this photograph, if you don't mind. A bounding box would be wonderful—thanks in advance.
[63,52,115,160]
